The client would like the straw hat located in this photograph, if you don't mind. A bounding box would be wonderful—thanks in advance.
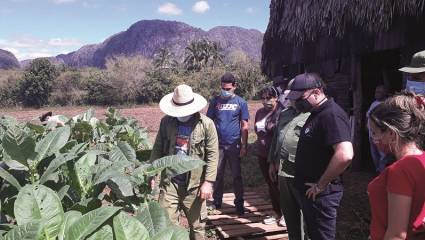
[159,84,207,117]
[399,50,425,73]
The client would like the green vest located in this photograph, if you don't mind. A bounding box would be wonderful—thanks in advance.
[268,107,310,178]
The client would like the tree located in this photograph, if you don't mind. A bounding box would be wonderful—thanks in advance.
[19,58,58,107]
[153,47,178,71]
[184,39,223,71]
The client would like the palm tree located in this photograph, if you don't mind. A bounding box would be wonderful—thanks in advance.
[153,48,178,71]
[184,40,224,71]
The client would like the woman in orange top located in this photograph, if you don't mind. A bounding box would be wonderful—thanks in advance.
[367,91,425,240]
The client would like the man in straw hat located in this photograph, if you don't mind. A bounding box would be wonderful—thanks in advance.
[150,84,219,240]
[399,50,425,95]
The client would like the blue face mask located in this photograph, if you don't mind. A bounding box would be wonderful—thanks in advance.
[406,79,425,95]
[220,89,232,98]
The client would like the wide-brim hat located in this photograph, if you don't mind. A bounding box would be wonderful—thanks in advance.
[399,50,425,73]
[159,84,207,117]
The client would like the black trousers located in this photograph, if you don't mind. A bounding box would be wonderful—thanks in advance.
[296,182,343,240]
[213,143,244,207]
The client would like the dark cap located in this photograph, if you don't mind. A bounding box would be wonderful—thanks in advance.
[221,72,236,84]
[286,73,323,100]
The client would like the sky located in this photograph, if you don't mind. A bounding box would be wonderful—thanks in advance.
[0,0,270,60]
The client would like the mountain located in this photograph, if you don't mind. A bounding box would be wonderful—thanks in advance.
[56,20,263,68]
[0,49,20,69]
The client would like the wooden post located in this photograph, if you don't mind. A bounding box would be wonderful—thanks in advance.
[351,54,363,171]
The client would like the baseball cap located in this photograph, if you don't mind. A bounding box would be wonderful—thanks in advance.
[286,73,323,100]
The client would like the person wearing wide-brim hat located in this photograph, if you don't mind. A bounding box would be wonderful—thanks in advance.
[399,50,425,95]
[150,84,219,240]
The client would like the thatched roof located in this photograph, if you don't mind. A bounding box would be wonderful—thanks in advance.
[262,0,425,76]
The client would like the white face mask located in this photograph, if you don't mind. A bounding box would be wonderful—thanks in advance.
[406,79,425,95]
[177,115,192,122]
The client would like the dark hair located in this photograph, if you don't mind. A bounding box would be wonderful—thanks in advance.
[370,91,425,149]
[261,86,279,98]
[221,72,236,85]
[40,111,53,122]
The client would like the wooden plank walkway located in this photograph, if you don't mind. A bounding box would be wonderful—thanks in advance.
[207,192,288,239]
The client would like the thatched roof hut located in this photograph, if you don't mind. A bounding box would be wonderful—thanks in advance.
[261,0,425,170]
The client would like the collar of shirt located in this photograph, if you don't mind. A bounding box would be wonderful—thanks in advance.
[311,98,333,114]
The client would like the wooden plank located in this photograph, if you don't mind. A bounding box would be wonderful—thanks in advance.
[208,194,262,202]
[217,223,286,238]
[216,200,270,209]
[248,233,289,240]
[209,215,265,225]
[207,211,275,220]
[216,204,273,214]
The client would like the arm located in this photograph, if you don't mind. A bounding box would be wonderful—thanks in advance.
[199,120,219,199]
[383,193,411,240]
[240,119,248,157]
[306,141,353,200]
[203,120,219,183]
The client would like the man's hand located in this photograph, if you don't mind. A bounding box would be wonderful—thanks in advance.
[199,181,214,200]
[240,145,247,157]
[305,183,325,201]
[268,163,279,182]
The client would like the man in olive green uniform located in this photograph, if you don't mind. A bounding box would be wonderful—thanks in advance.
[150,84,219,240]
[268,89,310,240]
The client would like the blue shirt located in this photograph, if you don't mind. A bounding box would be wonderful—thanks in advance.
[207,95,249,145]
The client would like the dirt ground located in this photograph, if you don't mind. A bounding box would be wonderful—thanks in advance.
[2,103,373,239]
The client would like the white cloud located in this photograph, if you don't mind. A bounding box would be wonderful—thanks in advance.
[192,1,209,13]
[158,2,182,16]
[0,36,85,60]
[50,0,77,4]
[48,38,83,47]
[245,7,254,14]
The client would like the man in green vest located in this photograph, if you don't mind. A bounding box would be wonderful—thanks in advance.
[150,84,219,240]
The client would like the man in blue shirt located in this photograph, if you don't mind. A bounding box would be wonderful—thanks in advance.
[207,72,249,215]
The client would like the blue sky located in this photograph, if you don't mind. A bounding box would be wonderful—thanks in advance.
[0,0,270,60]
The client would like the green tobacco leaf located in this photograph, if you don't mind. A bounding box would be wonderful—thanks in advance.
[151,226,189,240]
[4,220,42,240]
[64,206,120,240]
[109,142,137,163]
[39,153,78,184]
[0,164,21,190]
[86,225,113,240]
[113,212,149,240]
[58,211,82,240]
[33,126,71,165]
[93,161,130,185]
[74,150,98,195]
[146,154,205,177]
[14,185,64,239]
[2,126,35,167]
[135,201,172,237]
[3,151,28,170]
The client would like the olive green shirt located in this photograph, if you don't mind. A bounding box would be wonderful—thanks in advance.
[150,113,219,189]
[268,107,310,178]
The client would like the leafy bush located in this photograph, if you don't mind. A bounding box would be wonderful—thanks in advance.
[0,108,204,239]
[0,71,21,107]
[50,70,85,106]
[84,70,117,105]
[18,58,59,107]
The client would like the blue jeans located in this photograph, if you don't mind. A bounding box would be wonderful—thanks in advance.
[213,143,244,208]
[297,182,343,240]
